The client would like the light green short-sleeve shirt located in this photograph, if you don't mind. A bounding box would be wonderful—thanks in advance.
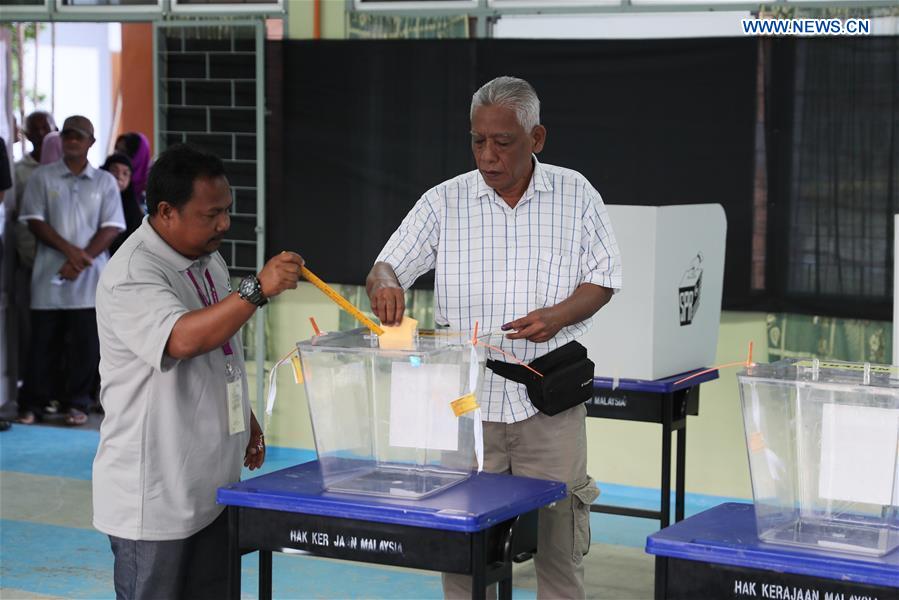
[92,218,250,541]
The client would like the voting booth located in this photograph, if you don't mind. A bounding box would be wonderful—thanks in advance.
[738,359,899,557]
[580,204,727,381]
[298,329,485,499]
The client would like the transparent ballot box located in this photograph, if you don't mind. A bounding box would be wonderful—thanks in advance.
[738,359,899,556]
[298,328,485,499]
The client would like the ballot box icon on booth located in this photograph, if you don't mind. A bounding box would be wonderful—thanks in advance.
[298,328,485,499]
[738,359,899,556]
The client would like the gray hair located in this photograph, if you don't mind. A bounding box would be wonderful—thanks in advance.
[470,76,540,132]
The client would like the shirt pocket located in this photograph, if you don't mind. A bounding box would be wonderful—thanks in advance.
[535,252,581,308]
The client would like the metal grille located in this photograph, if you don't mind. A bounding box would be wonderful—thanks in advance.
[156,23,260,276]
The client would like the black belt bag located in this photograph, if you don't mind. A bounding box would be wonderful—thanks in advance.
[486,341,595,416]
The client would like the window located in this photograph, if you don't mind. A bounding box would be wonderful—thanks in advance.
[171,0,283,13]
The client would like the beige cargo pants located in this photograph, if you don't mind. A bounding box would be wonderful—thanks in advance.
[442,403,599,600]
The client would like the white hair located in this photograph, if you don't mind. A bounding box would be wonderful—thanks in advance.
[470,76,540,132]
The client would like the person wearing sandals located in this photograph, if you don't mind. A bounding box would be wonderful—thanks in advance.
[16,116,125,426]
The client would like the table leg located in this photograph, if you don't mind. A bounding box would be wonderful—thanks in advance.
[259,550,272,600]
[654,556,668,600]
[471,531,487,600]
[227,507,240,600]
[675,426,687,523]
[497,518,518,600]
[661,401,672,529]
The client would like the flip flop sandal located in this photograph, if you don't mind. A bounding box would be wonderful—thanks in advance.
[17,411,38,425]
[65,409,88,426]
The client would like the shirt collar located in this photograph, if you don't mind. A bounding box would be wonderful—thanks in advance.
[58,160,97,180]
[475,155,553,202]
[136,217,198,272]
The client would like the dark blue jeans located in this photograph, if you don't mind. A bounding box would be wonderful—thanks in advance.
[108,510,229,600]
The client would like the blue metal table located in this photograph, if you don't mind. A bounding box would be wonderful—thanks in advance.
[646,502,899,599]
[588,368,719,528]
[217,460,566,600]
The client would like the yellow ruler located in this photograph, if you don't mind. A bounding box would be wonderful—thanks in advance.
[300,265,385,336]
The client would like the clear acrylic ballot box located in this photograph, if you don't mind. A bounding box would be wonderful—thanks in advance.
[737,359,899,556]
[298,328,485,499]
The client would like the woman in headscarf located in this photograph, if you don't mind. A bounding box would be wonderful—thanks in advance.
[39,131,63,165]
[101,153,144,255]
[114,132,151,206]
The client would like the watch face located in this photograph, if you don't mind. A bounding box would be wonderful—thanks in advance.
[240,276,256,296]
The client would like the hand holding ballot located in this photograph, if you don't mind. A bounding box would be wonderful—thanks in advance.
[366,261,405,325]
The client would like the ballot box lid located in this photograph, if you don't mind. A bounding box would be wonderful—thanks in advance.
[593,367,719,394]
[646,503,899,588]
[218,460,566,533]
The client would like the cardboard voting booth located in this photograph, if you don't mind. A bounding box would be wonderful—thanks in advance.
[580,204,727,381]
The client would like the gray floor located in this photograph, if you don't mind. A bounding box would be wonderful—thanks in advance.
[517,546,655,599]
[0,409,656,599]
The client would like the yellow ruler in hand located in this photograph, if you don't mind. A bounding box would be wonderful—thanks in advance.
[300,265,385,336]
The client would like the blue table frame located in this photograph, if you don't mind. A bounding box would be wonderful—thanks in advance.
[646,503,899,599]
[217,460,566,600]
[588,368,719,528]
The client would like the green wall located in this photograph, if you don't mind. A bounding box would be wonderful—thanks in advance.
[287,0,347,40]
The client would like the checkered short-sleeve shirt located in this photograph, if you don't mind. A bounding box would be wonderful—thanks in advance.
[377,158,622,423]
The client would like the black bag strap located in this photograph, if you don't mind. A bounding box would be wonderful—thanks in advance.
[485,359,536,385]
[486,341,588,384]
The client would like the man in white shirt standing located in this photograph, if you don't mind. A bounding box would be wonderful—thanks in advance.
[10,111,56,412]
[93,144,304,600]
[367,76,622,599]
[17,115,124,425]
[13,111,56,269]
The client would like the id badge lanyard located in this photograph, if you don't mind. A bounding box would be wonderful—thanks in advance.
[186,269,246,434]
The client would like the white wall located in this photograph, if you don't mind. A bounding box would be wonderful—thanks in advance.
[494,11,899,39]
[494,11,752,39]
[17,22,118,167]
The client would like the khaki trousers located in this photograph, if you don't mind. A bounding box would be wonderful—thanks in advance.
[442,403,599,600]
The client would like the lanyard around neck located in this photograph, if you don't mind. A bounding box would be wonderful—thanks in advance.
[185,269,234,356]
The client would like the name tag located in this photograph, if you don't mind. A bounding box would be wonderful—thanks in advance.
[227,378,246,435]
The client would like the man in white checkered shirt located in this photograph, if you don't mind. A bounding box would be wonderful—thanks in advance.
[367,76,622,599]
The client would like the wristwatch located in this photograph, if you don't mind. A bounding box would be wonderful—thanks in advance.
[238,274,268,307]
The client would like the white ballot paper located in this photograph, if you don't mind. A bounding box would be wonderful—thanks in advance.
[389,363,462,452]
[819,402,899,506]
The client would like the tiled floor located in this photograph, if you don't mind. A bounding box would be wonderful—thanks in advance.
[0,421,740,599]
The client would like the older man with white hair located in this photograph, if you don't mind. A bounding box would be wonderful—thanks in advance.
[367,76,622,599]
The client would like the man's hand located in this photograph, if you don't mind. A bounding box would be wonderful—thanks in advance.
[64,245,93,272]
[244,412,265,470]
[369,282,405,326]
[503,284,614,343]
[58,261,81,281]
[366,262,405,325]
[258,251,304,299]
[502,307,565,343]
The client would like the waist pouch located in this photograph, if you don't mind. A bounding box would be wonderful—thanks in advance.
[486,341,595,416]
